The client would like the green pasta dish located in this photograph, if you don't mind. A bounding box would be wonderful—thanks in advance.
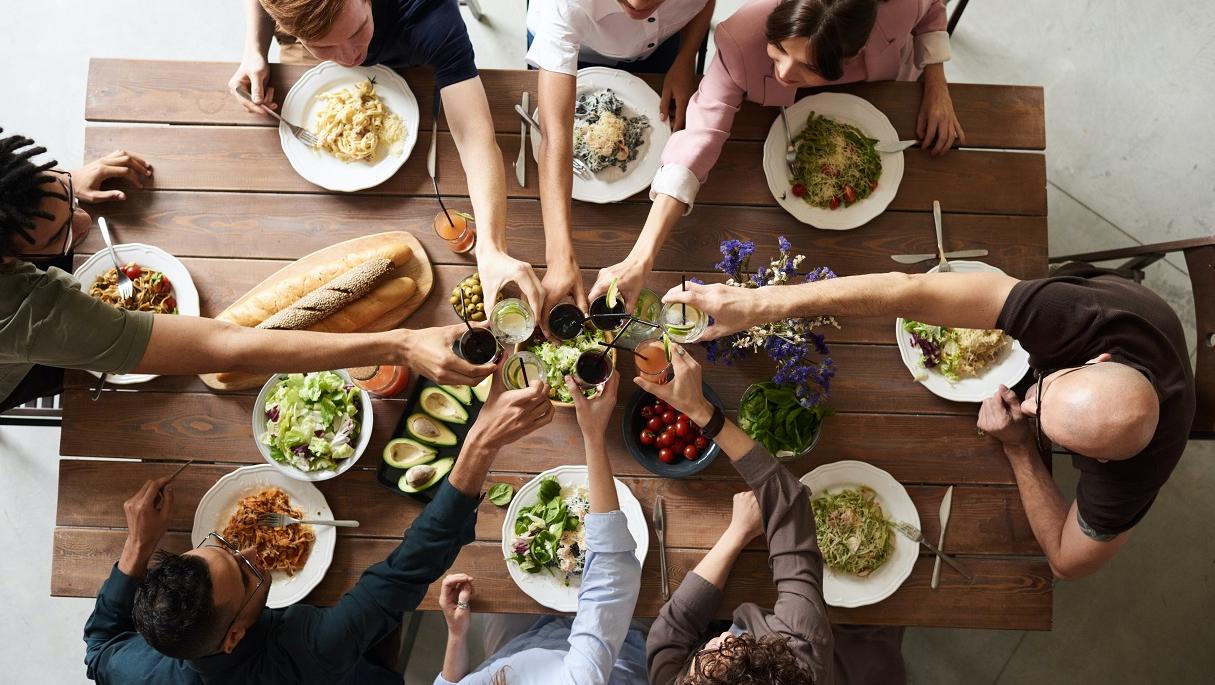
[811,486,893,576]
[788,112,882,210]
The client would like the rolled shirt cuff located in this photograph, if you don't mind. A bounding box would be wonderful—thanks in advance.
[585,510,636,553]
[525,39,579,77]
[913,31,951,69]
[649,163,700,214]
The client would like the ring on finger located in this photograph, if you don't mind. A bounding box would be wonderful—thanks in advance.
[456,601,470,610]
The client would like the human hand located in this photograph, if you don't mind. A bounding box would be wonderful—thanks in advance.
[633,342,714,426]
[661,282,761,341]
[477,247,546,320]
[70,150,153,203]
[659,58,696,131]
[725,490,764,544]
[466,360,554,448]
[977,385,1035,452]
[916,80,966,157]
[401,325,495,386]
[438,573,475,638]
[589,259,649,313]
[540,254,588,337]
[228,51,277,115]
[123,477,174,553]
[566,372,618,443]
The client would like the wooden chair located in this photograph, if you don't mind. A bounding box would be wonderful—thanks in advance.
[0,393,63,427]
[1049,236,1215,439]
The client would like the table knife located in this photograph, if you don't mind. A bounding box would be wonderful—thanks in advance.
[516,91,529,187]
[654,495,669,601]
[931,485,954,589]
[890,249,988,264]
[876,139,960,153]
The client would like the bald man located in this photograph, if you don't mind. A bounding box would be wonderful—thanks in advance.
[662,262,1195,580]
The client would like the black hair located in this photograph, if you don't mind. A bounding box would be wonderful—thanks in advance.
[765,0,881,81]
[0,128,63,257]
[133,552,226,660]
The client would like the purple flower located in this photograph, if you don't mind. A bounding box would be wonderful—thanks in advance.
[715,239,756,277]
[778,235,792,253]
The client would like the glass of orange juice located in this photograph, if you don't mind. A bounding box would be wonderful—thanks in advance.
[634,337,672,384]
[433,210,476,254]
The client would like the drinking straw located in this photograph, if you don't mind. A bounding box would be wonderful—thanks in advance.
[458,290,473,331]
[681,276,687,324]
[520,356,530,387]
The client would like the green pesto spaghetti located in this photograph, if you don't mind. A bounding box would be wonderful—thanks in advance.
[789,112,882,210]
[811,486,893,576]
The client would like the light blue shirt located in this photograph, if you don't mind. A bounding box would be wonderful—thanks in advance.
[436,510,645,685]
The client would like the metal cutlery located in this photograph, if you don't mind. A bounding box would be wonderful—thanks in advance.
[889,249,989,265]
[90,373,108,402]
[257,513,360,528]
[931,485,954,589]
[97,217,133,301]
[779,106,797,175]
[236,87,319,147]
[428,93,441,190]
[932,200,952,272]
[654,495,669,601]
[155,460,193,507]
[516,91,529,187]
[513,104,593,179]
[888,518,974,583]
[875,139,920,153]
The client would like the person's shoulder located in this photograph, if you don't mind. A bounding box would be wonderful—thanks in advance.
[719,0,781,37]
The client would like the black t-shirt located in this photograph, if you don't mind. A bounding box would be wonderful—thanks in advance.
[996,264,1195,537]
[364,0,479,90]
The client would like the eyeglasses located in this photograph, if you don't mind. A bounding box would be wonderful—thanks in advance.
[197,531,265,647]
[17,170,75,258]
[1032,363,1099,457]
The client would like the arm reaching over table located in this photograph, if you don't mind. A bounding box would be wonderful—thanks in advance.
[227,0,277,114]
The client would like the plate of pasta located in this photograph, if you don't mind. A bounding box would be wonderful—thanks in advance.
[762,93,904,230]
[281,61,419,192]
[193,464,336,609]
[73,242,199,385]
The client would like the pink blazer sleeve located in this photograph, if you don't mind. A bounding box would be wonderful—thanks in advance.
[914,0,948,34]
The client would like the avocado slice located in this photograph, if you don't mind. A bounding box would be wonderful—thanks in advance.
[419,386,469,424]
[440,384,473,406]
[472,375,492,403]
[405,413,458,446]
[398,457,455,493]
[382,437,436,470]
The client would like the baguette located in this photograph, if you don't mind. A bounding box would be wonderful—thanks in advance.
[257,258,393,330]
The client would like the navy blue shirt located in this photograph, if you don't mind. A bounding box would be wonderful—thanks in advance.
[364,0,479,89]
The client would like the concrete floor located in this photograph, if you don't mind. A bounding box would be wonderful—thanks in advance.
[1,1,1212,683]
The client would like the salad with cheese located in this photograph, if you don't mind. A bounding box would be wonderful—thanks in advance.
[261,371,362,472]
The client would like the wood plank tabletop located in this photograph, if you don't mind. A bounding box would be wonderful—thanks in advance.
[54,59,1051,630]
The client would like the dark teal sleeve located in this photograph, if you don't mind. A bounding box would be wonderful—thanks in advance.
[83,565,186,684]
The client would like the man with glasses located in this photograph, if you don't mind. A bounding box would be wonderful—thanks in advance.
[664,261,1195,580]
[83,370,556,684]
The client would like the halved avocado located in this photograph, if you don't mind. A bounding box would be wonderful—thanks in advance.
[419,387,469,425]
[398,457,455,493]
[405,413,458,446]
[441,384,473,406]
[472,375,492,403]
[382,437,436,469]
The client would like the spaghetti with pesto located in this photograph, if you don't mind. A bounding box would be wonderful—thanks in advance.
[789,112,882,210]
[811,486,893,576]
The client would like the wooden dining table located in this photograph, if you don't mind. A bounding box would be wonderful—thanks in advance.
[52,58,1051,630]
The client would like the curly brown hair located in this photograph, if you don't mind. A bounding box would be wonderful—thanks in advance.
[677,633,814,685]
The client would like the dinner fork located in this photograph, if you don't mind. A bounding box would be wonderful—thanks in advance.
[887,519,974,582]
[512,104,593,180]
[932,200,952,273]
[236,87,320,147]
[257,512,360,528]
[97,217,133,301]
[779,106,797,175]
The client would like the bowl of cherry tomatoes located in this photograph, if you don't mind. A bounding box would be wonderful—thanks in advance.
[621,384,724,479]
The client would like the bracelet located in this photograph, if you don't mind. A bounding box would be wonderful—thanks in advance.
[700,405,726,439]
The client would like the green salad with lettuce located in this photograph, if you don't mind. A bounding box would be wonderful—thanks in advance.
[508,477,590,583]
[529,329,606,403]
[739,381,827,457]
[262,371,362,472]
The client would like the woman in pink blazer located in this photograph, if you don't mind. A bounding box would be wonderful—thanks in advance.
[590,0,963,309]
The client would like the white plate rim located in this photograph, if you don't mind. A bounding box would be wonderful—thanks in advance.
[501,464,649,612]
[191,464,336,609]
[529,66,671,204]
[762,92,904,230]
[894,260,1031,403]
[799,460,919,608]
[71,242,200,385]
[280,62,420,192]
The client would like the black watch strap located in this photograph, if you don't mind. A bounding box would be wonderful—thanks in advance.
[700,405,726,439]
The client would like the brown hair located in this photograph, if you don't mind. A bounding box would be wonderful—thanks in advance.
[259,0,350,42]
[677,633,814,685]
[765,0,881,81]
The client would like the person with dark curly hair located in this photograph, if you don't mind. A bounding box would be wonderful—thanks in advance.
[637,345,906,685]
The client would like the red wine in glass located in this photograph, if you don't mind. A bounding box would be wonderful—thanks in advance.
[452,327,501,365]
[548,303,586,341]
[573,348,613,388]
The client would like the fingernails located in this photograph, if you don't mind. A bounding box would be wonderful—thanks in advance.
[117,192,126,200]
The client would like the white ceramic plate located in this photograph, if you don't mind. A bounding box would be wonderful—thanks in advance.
[72,243,200,385]
[762,92,904,230]
[895,260,1031,403]
[502,465,649,612]
[192,464,336,609]
[800,460,918,608]
[280,62,420,192]
[252,369,373,482]
[530,66,671,204]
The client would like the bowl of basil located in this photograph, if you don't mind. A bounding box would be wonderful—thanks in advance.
[738,382,827,460]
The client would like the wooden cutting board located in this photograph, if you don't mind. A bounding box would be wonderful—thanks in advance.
[200,230,433,391]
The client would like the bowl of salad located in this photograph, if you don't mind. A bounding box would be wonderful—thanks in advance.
[520,329,616,408]
[252,370,374,481]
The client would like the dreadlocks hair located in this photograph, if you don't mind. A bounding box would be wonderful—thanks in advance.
[677,632,815,685]
[0,128,63,257]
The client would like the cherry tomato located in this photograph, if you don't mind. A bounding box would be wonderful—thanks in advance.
[829,196,841,210]
[122,264,141,279]
[639,430,656,446]
[694,436,709,450]
[676,412,689,423]
[688,422,701,436]
[646,417,664,432]
[662,410,677,425]
[790,182,806,197]
[653,400,667,412]
[164,297,177,311]
[671,439,687,453]
[684,444,699,460]
[675,421,690,438]
[870,180,878,192]
[658,431,675,448]
[640,406,653,419]
[843,184,857,204]
[821,164,838,177]
[658,447,676,464]
[158,276,173,293]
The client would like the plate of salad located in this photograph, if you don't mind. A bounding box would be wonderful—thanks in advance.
[253,370,373,481]
[501,465,648,612]
[524,329,616,407]
[738,381,829,460]
[895,261,1030,403]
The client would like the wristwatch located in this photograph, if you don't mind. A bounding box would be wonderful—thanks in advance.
[700,405,726,439]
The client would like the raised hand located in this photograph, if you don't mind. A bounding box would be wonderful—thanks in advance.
[399,325,496,387]
[228,52,277,115]
[71,150,153,203]
[633,342,714,427]
[661,282,763,341]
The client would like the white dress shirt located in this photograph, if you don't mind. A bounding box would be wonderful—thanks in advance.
[526,0,712,75]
